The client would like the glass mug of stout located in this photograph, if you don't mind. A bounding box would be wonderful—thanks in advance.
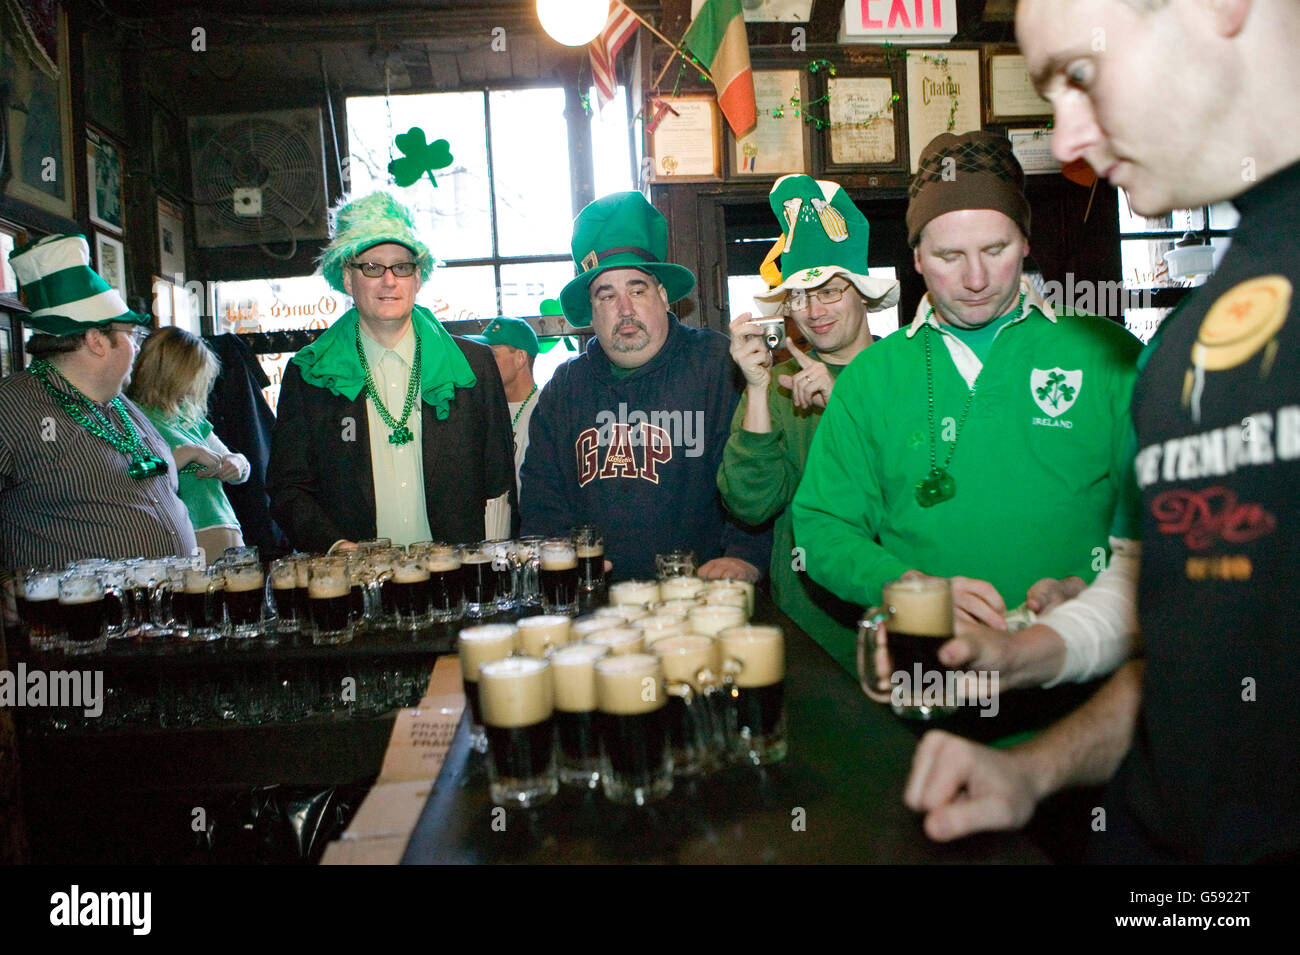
[478,656,559,809]
[718,625,788,765]
[221,556,266,638]
[571,524,606,599]
[460,544,498,618]
[857,576,956,721]
[539,538,579,615]
[655,634,723,777]
[307,556,354,646]
[457,624,519,753]
[594,653,674,805]
[179,564,227,641]
[59,570,115,656]
[549,642,610,789]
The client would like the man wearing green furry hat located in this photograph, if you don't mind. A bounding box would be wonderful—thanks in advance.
[1,234,200,568]
[267,192,516,552]
[719,175,900,674]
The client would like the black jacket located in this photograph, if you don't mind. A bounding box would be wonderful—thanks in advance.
[267,335,517,552]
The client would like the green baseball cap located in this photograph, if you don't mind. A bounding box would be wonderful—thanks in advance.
[473,317,539,356]
[558,191,696,327]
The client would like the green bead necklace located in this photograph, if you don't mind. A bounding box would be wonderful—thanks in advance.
[510,384,538,454]
[915,292,1024,508]
[30,359,168,479]
[356,324,422,445]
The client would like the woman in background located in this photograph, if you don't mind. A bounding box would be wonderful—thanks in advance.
[128,327,250,560]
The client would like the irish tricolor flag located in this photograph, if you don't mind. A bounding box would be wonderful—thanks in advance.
[683,0,756,137]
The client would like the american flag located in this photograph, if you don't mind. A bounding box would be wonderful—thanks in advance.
[589,2,639,109]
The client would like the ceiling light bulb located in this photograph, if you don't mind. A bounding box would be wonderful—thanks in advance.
[537,0,609,47]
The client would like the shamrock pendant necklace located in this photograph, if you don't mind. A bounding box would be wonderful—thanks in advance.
[915,293,1024,508]
[30,359,168,478]
[356,323,421,445]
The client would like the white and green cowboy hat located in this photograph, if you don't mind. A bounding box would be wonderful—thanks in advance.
[753,174,900,317]
[8,233,150,335]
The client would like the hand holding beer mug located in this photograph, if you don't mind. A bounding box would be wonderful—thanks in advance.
[859,576,955,720]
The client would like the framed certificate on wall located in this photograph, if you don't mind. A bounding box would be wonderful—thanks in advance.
[728,70,809,178]
[647,95,723,183]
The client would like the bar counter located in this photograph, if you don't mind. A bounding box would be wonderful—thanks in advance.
[402,594,1093,864]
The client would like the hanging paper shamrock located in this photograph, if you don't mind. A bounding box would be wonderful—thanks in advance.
[539,298,563,316]
[388,128,454,188]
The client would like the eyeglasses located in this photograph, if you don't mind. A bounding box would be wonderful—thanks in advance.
[784,284,854,313]
[350,261,419,279]
[109,324,148,345]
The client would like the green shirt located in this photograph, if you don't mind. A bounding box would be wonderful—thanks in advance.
[792,297,1141,661]
[140,407,240,533]
[943,302,1020,364]
[718,355,863,673]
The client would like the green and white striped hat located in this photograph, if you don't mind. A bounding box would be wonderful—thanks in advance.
[8,233,149,336]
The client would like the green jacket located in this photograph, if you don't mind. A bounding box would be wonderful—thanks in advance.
[792,295,1141,658]
[718,356,863,673]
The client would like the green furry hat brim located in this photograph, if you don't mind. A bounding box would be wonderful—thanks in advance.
[317,192,436,293]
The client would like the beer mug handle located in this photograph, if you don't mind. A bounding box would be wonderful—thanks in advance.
[365,570,389,623]
[150,578,176,628]
[857,609,893,704]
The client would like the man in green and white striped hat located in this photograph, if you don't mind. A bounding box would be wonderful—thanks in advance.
[1,233,199,568]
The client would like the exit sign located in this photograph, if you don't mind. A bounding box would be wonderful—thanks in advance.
[840,0,959,43]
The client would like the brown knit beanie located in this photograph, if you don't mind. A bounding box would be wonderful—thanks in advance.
[906,131,1030,247]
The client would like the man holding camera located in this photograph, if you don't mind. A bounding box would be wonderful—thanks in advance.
[718,175,899,672]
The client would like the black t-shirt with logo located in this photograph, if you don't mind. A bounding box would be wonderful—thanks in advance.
[1096,160,1300,863]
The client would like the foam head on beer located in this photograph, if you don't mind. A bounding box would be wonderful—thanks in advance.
[478,656,554,728]
[594,652,666,715]
[609,580,661,606]
[584,627,645,655]
[654,634,720,691]
[687,603,747,638]
[718,625,785,687]
[516,614,573,657]
[458,623,519,680]
[883,577,953,636]
[550,642,610,712]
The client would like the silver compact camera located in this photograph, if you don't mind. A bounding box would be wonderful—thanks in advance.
[751,318,787,351]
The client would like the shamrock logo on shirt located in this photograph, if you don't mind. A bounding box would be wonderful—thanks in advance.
[1030,367,1083,418]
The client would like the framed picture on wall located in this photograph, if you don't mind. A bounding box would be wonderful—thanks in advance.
[986,50,1053,123]
[94,232,128,302]
[1,8,76,219]
[821,65,907,175]
[646,95,724,183]
[904,48,982,173]
[157,197,186,281]
[0,220,26,306]
[87,127,125,234]
[728,70,810,178]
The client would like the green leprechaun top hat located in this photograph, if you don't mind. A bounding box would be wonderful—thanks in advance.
[752,175,900,318]
[559,191,696,327]
[8,234,150,336]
